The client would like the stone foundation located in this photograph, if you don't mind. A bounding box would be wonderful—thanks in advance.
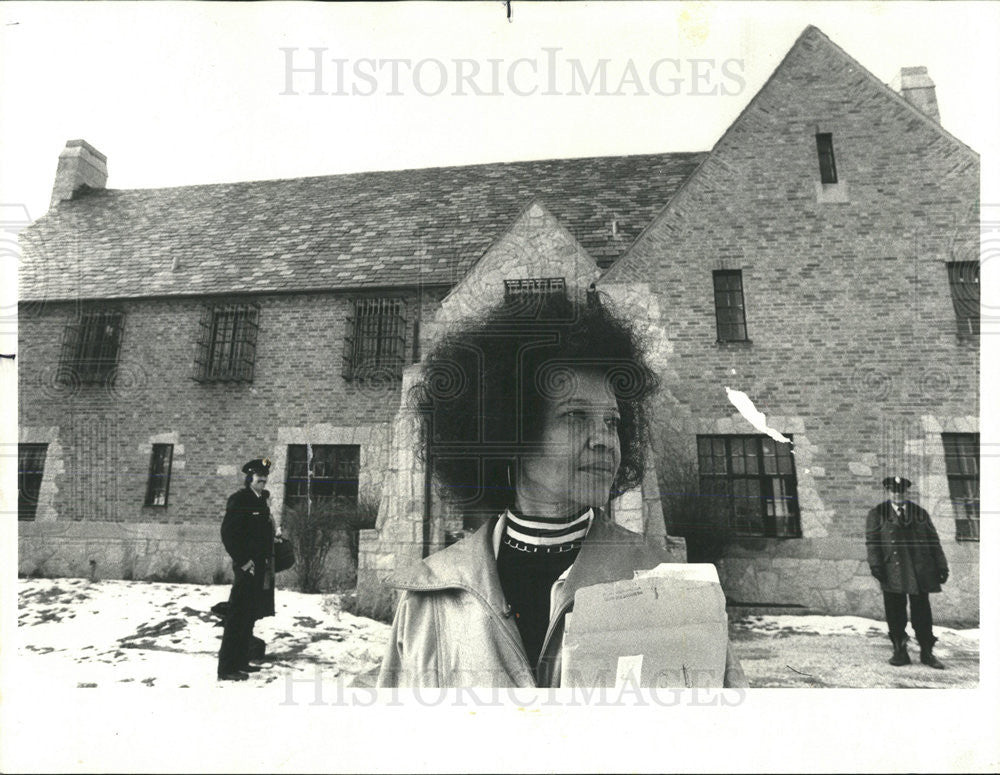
[18,521,356,591]
[717,537,979,624]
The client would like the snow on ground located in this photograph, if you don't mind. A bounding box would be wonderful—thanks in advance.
[15,578,390,690]
[14,578,980,690]
[733,613,980,641]
[730,613,980,688]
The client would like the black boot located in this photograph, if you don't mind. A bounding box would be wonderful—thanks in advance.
[889,635,910,666]
[919,640,945,669]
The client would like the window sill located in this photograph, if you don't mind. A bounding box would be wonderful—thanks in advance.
[731,532,803,542]
[715,339,753,348]
[192,376,255,384]
[815,180,849,204]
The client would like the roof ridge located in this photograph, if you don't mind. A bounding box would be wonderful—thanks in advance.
[93,150,710,196]
[804,25,978,160]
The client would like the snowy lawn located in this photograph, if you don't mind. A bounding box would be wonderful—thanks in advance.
[731,614,979,688]
[15,578,979,690]
[15,577,390,690]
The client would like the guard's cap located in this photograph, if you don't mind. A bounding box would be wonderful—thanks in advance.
[241,457,271,476]
[881,475,911,493]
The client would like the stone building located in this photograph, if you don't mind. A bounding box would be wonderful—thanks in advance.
[18,27,979,621]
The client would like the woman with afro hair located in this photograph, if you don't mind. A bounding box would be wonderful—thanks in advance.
[376,289,746,688]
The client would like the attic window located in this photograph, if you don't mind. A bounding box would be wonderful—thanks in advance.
[816,133,838,184]
[504,277,566,300]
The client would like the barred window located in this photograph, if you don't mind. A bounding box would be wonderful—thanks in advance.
[504,277,567,300]
[816,133,838,184]
[947,262,979,337]
[194,302,260,382]
[285,444,360,511]
[18,443,48,521]
[58,309,124,384]
[712,270,748,342]
[942,433,979,541]
[144,444,174,507]
[697,434,801,538]
[343,298,406,380]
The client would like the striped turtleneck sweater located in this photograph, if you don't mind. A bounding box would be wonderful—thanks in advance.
[496,506,593,668]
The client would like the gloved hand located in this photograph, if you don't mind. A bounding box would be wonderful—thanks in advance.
[241,559,256,575]
[871,567,887,583]
[938,569,949,584]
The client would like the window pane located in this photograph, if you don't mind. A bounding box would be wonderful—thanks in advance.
[285,445,309,504]
[732,478,763,534]
[18,444,48,521]
[776,443,793,475]
[745,439,759,474]
[816,133,838,184]
[730,438,745,474]
[943,433,980,541]
[145,444,173,507]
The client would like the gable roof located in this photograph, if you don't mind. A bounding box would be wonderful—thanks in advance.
[18,152,705,302]
[600,25,979,287]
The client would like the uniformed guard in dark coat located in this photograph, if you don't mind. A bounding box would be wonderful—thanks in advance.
[866,476,949,669]
[217,457,277,681]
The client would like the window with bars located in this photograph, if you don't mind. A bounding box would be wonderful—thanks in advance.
[504,277,567,300]
[58,309,124,384]
[712,270,748,342]
[697,434,801,538]
[946,262,979,337]
[18,443,48,521]
[343,298,406,379]
[284,444,360,511]
[816,133,838,184]
[942,433,979,541]
[144,444,174,507]
[193,302,260,382]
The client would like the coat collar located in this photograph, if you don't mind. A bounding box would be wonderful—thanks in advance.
[386,509,660,616]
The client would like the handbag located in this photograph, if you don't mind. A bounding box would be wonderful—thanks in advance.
[274,536,296,573]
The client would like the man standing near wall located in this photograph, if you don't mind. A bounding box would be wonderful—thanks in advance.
[217,457,277,681]
[866,476,949,669]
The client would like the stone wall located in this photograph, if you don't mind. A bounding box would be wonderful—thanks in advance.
[17,288,433,584]
[717,539,979,624]
[17,520,356,590]
[600,27,980,621]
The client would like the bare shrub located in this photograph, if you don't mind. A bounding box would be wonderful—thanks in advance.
[283,496,357,593]
[653,418,735,563]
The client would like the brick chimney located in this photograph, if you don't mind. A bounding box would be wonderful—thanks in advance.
[891,66,940,123]
[50,139,107,209]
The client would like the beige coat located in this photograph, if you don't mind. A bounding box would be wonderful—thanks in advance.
[376,512,747,688]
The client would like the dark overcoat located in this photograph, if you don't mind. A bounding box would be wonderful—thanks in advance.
[865,500,948,595]
[221,487,276,619]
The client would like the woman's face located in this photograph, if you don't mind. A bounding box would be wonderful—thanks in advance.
[517,368,622,515]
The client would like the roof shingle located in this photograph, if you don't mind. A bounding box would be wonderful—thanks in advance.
[19,151,705,301]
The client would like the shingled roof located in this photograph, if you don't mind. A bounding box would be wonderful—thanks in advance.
[18,152,705,301]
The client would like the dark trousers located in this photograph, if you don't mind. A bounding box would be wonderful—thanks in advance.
[883,591,934,646]
[218,571,255,674]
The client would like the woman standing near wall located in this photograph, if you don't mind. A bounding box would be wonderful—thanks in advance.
[376,290,746,688]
